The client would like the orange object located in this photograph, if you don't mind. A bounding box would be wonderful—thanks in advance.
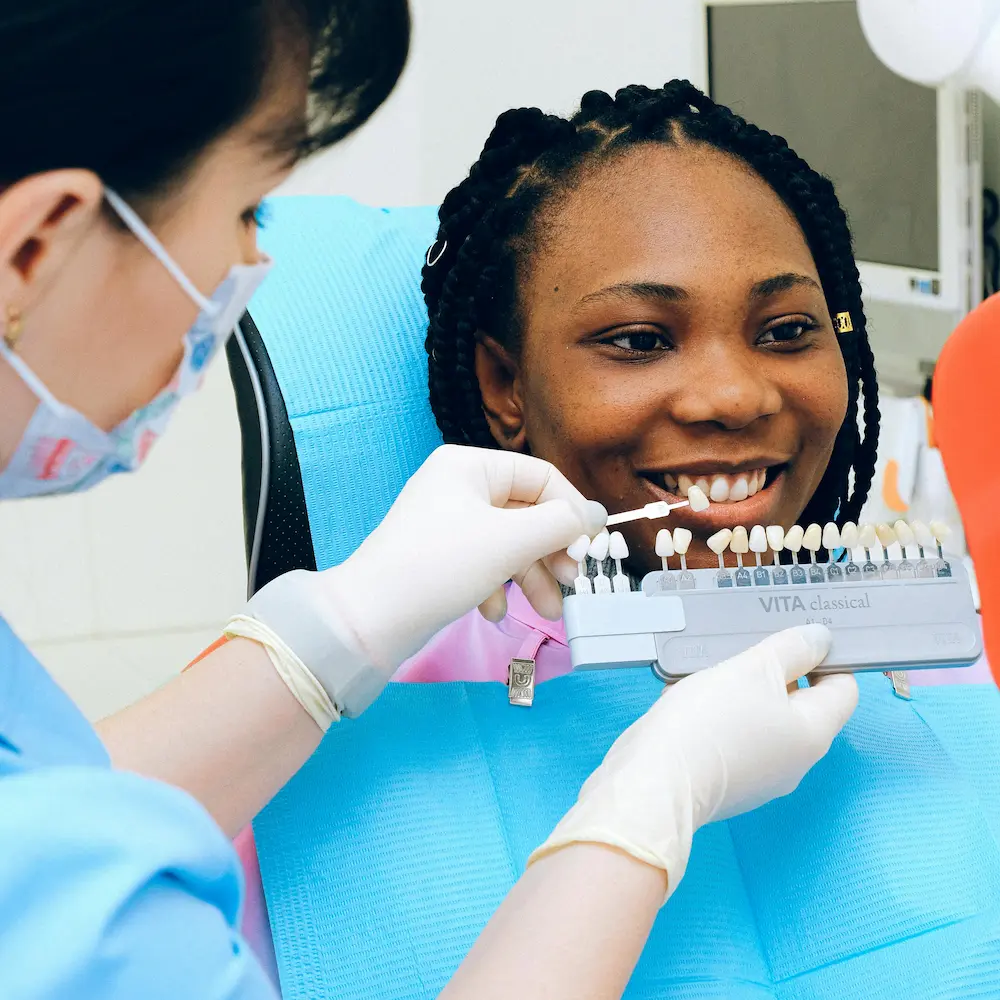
[183,635,229,672]
[881,459,909,513]
[934,292,1000,687]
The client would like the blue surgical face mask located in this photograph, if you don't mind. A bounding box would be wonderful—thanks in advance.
[0,188,272,499]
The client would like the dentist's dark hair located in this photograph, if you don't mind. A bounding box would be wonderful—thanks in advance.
[423,80,880,527]
[0,0,409,203]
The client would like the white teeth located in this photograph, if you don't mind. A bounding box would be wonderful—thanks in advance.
[784,524,804,552]
[567,534,591,562]
[608,531,629,560]
[672,527,693,555]
[930,520,951,542]
[766,525,785,551]
[749,525,768,553]
[859,523,877,549]
[707,528,733,555]
[875,523,896,548]
[655,528,675,558]
[588,530,610,561]
[803,523,823,552]
[687,484,710,512]
[664,469,767,504]
[894,520,914,547]
[730,525,750,554]
[709,478,730,502]
[822,522,841,550]
[912,520,934,548]
[840,521,859,549]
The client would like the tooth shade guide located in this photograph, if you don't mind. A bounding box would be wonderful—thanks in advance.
[875,523,897,549]
[822,522,841,556]
[588,530,610,562]
[686,484,710,512]
[567,534,591,563]
[839,522,859,562]
[606,498,692,527]
[766,525,785,566]
[802,524,823,564]
[705,528,733,571]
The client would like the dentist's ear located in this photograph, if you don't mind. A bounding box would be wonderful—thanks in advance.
[0,170,103,312]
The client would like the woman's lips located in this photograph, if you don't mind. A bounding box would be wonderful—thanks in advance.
[639,469,787,532]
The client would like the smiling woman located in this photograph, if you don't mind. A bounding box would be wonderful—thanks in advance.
[421,80,880,575]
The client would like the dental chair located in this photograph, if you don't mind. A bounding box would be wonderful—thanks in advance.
[227,196,1000,1000]
[225,198,442,594]
[226,312,317,595]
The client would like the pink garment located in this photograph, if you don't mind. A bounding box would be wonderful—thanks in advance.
[395,582,571,684]
[235,825,279,988]
[238,582,993,984]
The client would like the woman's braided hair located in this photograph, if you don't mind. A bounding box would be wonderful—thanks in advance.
[423,80,880,526]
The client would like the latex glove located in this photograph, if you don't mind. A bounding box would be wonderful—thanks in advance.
[243,446,604,720]
[306,445,607,656]
[529,625,858,900]
[317,446,605,670]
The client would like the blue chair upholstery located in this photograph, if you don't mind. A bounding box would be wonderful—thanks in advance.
[227,196,441,593]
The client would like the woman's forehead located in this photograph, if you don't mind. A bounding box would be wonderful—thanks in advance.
[525,143,818,303]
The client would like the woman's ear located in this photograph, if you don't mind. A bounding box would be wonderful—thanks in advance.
[475,335,529,451]
[0,170,103,314]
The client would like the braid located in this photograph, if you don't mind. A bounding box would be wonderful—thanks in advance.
[423,108,575,444]
[425,80,880,517]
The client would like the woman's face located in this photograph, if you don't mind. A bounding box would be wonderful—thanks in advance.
[0,71,305,469]
[476,142,849,574]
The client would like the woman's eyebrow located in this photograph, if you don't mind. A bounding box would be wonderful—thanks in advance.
[576,281,689,308]
[750,272,822,300]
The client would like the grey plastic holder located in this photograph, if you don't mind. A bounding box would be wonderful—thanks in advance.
[562,557,982,681]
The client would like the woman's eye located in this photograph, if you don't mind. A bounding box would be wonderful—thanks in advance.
[757,320,816,346]
[606,330,672,353]
[241,202,270,229]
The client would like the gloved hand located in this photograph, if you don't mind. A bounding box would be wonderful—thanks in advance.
[528,624,858,900]
[241,445,606,720]
[319,445,607,669]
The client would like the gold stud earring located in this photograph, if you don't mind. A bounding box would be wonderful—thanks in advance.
[3,304,23,350]
[834,311,853,334]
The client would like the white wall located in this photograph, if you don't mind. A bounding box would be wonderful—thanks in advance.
[1,0,706,721]
[282,0,706,205]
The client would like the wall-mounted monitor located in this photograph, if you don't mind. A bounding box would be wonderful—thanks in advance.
[705,0,982,313]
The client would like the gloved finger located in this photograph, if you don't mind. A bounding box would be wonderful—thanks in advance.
[497,499,592,577]
[488,452,607,536]
[730,624,832,686]
[544,549,579,587]
[788,672,859,746]
[513,559,564,621]
[478,587,509,623]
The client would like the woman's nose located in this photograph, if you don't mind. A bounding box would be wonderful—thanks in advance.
[239,226,261,266]
[667,346,783,431]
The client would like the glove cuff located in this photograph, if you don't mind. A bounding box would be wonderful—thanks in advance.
[244,569,389,719]
[526,800,693,906]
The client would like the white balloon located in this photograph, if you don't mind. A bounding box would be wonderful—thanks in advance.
[858,0,995,84]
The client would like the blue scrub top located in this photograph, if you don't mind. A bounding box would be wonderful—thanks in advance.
[0,616,277,999]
